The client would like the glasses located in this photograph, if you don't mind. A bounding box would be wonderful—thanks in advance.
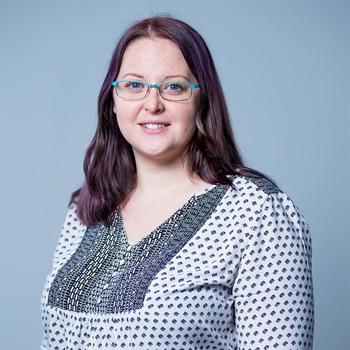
[111,80,200,101]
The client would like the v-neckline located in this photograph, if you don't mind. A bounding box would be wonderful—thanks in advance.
[117,183,219,248]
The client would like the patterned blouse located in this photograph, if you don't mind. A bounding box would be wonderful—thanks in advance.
[40,174,314,350]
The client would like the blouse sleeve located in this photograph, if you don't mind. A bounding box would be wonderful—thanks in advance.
[40,202,86,349]
[232,190,314,350]
[46,202,85,273]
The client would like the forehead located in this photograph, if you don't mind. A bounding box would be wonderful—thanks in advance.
[118,37,194,80]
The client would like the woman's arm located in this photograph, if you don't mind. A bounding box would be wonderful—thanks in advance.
[232,190,314,349]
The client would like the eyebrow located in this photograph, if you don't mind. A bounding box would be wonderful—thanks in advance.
[121,73,190,81]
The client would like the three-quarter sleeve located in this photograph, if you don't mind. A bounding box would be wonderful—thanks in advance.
[232,190,314,349]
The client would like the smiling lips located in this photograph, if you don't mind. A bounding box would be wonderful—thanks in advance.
[138,120,171,126]
[138,120,171,131]
[138,122,170,133]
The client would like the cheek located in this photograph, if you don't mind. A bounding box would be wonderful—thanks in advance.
[177,107,197,132]
[113,104,133,139]
[182,119,196,134]
[114,102,140,125]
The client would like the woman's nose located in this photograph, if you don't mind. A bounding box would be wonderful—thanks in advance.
[143,87,165,114]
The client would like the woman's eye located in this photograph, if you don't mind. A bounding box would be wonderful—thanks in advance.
[165,83,186,93]
[127,82,143,89]
[170,84,180,90]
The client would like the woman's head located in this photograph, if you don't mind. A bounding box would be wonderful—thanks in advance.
[98,15,236,170]
[71,15,272,226]
[112,36,201,165]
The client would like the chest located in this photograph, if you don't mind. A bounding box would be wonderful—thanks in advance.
[119,194,194,245]
[47,184,233,314]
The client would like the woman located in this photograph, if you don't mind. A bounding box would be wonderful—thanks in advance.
[41,15,314,349]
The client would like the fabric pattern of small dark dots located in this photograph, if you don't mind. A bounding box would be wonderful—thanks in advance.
[40,174,314,349]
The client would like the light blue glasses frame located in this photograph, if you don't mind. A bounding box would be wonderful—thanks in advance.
[111,79,200,101]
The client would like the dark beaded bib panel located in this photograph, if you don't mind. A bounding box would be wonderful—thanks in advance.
[47,183,230,314]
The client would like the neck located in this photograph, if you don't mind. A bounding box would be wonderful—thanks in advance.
[132,153,197,198]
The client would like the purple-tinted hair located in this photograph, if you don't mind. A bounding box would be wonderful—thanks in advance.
[70,15,276,226]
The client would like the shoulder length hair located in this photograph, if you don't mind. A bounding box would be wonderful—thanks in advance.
[69,15,276,227]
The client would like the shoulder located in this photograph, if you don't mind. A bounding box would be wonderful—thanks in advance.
[51,202,87,269]
[63,202,86,232]
[224,173,282,207]
[223,174,310,238]
[227,173,281,194]
[223,174,309,229]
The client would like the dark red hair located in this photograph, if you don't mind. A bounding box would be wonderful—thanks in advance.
[70,15,276,226]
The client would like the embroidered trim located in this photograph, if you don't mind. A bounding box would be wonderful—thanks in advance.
[241,175,281,195]
[47,184,229,314]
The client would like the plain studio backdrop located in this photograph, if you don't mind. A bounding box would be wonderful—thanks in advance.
[0,0,349,349]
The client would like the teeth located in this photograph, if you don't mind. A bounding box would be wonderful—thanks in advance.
[143,123,166,129]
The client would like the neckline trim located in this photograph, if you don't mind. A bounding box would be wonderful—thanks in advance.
[116,182,222,248]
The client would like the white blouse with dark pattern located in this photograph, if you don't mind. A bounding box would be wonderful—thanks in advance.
[40,174,314,350]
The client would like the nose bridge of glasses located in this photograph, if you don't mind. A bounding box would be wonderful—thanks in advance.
[145,82,163,98]
[147,82,161,88]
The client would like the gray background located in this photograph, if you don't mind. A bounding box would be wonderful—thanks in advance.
[1,0,349,349]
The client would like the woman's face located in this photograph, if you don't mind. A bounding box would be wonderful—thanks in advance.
[112,37,201,165]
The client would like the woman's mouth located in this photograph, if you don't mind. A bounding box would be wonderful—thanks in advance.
[138,123,170,134]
